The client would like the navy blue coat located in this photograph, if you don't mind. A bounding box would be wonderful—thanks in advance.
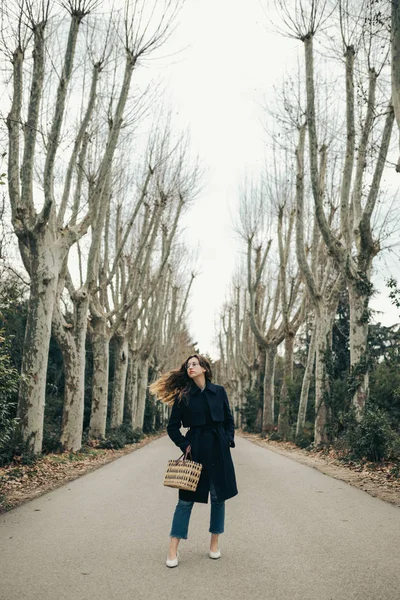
[167,381,238,504]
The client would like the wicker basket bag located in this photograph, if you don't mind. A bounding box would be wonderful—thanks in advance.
[164,453,202,492]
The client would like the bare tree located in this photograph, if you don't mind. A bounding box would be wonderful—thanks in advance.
[275,0,395,419]
[295,122,343,443]
[5,0,101,452]
[94,128,199,437]
[236,179,303,436]
[3,0,184,452]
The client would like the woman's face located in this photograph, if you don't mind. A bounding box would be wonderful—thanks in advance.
[186,357,206,379]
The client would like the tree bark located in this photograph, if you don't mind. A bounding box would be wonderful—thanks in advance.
[17,239,62,452]
[134,355,150,430]
[237,376,244,428]
[348,281,370,419]
[89,314,110,438]
[110,334,128,428]
[52,292,88,451]
[296,321,316,436]
[278,332,295,440]
[262,344,277,434]
[125,350,138,427]
[392,0,400,171]
[256,345,266,432]
[314,304,334,446]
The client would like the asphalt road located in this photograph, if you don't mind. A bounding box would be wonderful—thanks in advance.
[1,434,399,600]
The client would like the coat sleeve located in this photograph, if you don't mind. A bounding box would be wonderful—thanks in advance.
[166,399,191,453]
[222,387,235,448]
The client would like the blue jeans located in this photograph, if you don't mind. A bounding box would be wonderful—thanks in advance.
[169,480,225,539]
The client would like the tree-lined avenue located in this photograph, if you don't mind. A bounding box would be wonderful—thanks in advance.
[1,435,399,600]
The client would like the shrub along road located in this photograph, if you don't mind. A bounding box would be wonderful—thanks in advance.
[0,435,399,600]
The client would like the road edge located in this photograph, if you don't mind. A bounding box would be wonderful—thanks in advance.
[0,432,166,514]
[238,432,400,508]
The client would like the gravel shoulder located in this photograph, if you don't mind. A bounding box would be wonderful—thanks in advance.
[239,432,400,508]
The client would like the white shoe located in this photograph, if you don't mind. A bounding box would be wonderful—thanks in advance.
[209,549,221,559]
[166,551,179,568]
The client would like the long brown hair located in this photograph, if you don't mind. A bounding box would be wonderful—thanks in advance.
[149,354,213,405]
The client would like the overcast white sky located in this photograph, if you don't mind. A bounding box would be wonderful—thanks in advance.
[154,0,297,356]
[149,0,400,358]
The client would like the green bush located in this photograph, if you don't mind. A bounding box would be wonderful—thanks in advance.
[345,404,394,462]
[41,393,63,453]
[369,362,400,427]
[294,423,314,449]
[117,423,144,444]
[5,439,40,466]
[241,387,262,433]
[42,422,62,454]
[0,332,20,465]
[388,433,400,462]
[98,423,144,450]
[0,445,14,467]
[17,449,39,466]
[98,430,126,450]
[326,378,351,440]
[81,428,90,448]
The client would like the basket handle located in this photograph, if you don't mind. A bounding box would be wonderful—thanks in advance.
[176,450,192,463]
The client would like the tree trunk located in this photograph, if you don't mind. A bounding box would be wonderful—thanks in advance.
[151,399,157,430]
[89,315,110,438]
[348,282,370,418]
[296,321,317,436]
[134,355,150,430]
[237,376,244,429]
[60,343,85,451]
[314,307,334,446]
[392,0,400,170]
[17,239,62,453]
[162,402,169,428]
[230,381,239,428]
[249,364,258,394]
[255,346,266,432]
[278,333,295,440]
[110,334,128,429]
[52,293,89,452]
[125,351,138,427]
[262,344,277,434]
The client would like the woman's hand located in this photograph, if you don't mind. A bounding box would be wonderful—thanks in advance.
[185,444,191,456]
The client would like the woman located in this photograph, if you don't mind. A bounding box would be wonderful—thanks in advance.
[150,354,238,568]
